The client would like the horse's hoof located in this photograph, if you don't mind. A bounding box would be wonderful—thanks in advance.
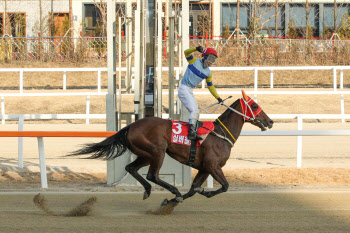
[175,197,183,203]
[143,190,150,200]
[161,198,168,206]
[194,187,204,194]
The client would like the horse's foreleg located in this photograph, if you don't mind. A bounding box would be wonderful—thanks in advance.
[181,170,209,201]
[197,167,229,198]
[125,157,152,200]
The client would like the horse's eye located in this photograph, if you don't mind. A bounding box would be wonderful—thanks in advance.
[252,104,258,111]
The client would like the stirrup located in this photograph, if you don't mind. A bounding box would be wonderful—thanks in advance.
[188,133,203,141]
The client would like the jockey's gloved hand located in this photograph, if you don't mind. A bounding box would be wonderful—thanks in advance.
[217,98,223,104]
[196,46,204,53]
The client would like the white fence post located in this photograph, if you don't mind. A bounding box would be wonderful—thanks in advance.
[20,70,23,93]
[254,68,258,102]
[63,71,67,90]
[207,175,213,188]
[1,97,4,124]
[98,70,101,93]
[333,68,337,92]
[297,116,303,168]
[86,96,90,124]
[37,137,48,189]
[18,115,24,168]
[341,94,345,123]
[176,69,180,80]
[340,69,344,89]
[254,68,258,91]
[202,79,205,89]
[270,70,274,88]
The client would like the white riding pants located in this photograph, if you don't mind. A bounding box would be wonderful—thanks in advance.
[178,84,199,121]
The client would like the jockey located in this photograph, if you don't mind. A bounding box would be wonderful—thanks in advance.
[178,46,223,140]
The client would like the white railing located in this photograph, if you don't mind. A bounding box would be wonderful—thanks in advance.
[208,66,350,91]
[1,65,348,92]
[0,68,107,93]
[0,67,182,93]
[0,93,107,124]
[1,90,349,124]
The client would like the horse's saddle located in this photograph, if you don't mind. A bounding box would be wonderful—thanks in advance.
[170,120,214,167]
[170,120,214,146]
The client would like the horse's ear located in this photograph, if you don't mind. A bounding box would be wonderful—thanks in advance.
[241,90,249,102]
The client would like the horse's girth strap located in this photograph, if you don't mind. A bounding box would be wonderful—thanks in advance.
[217,119,236,143]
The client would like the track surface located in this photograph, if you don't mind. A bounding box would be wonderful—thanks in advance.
[1,191,350,232]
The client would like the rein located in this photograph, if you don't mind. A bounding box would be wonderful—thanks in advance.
[199,97,259,147]
[199,96,255,121]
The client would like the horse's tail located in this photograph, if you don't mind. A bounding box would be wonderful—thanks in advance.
[68,125,131,160]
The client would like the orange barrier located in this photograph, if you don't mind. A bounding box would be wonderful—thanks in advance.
[0,131,116,138]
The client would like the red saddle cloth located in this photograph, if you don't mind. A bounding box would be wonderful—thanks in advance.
[171,120,214,146]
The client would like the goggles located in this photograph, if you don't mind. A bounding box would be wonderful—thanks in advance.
[205,54,217,64]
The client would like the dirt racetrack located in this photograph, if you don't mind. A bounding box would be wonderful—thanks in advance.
[1,191,350,233]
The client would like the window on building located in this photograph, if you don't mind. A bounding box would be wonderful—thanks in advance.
[290,4,319,38]
[189,3,212,39]
[221,3,250,36]
[84,3,125,37]
[53,13,70,37]
[0,13,3,36]
[7,13,26,37]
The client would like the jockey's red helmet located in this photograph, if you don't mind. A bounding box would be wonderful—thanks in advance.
[202,48,218,58]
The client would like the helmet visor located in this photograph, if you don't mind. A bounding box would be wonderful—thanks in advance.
[206,54,217,64]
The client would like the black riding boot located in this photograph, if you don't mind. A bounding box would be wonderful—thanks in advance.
[188,123,203,141]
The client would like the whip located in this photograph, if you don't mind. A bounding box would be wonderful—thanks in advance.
[199,96,232,114]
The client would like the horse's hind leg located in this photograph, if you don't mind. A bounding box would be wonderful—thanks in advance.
[125,157,152,200]
[197,167,229,198]
[146,155,182,203]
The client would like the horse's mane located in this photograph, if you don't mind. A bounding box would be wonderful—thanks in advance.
[217,98,241,121]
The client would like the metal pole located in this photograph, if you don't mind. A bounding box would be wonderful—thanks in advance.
[145,0,156,117]
[106,0,117,131]
[180,0,192,188]
[118,17,122,130]
[106,0,117,185]
[126,1,132,93]
[156,0,163,117]
[168,0,174,119]
[134,6,142,121]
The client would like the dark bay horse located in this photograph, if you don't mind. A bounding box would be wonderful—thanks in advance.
[69,90,273,204]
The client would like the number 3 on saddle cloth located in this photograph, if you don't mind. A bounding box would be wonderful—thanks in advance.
[171,120,214,146]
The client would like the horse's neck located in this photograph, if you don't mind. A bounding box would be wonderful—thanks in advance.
[216,105,244,142]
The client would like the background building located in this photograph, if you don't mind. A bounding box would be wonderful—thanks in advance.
[0,0,349,39]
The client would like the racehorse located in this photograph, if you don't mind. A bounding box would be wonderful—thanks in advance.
[69,90,273,205]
